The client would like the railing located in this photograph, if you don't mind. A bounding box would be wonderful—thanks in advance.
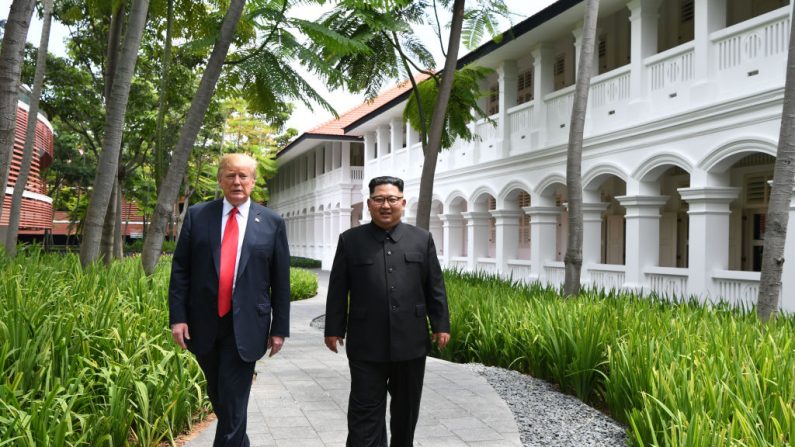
[712,270,762,307]
[588,264,626,290]
[713,7,790,72]
[506,259,532,283]
[448,257,468,271]
[646,42,695,92]
[507,102,534,134]
[350,166,364,181]
[476,117,498,143]
[544,261,565,287]
[646,266,689,297]
[476,258,498,275]
[545,87,574,129]
[590,66,631,108]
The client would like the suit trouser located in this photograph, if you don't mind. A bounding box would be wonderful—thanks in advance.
[196,314,256,447]
[346,357,426,447]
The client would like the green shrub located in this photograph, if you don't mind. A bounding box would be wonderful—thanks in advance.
[290,267,318,301]
[0,251,207,445]
[436,270,795,446]
[290,256,321,268]
[125,239,176,253]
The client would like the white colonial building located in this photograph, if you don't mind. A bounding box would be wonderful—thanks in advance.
[269,0,795,311]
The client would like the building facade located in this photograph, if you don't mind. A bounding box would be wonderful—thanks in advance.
[270,0,795,311]
[0,91,55,242]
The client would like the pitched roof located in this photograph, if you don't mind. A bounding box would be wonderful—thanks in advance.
[278,74,430,158]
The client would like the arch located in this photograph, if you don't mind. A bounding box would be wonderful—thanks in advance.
[470,186,497,212]
[583,163,629,191]
[318,204,325,211]
[445,191,468,211]
[699,138,778,174]
[498,180,533,209]
[534,173,566,198]
[632,152,694,182]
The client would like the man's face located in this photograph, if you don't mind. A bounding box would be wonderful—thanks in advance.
[218,160,255,206]
[368,183,405,230]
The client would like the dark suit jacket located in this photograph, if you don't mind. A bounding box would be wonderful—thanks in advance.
[325,222,450,362]
[169,199,290,363]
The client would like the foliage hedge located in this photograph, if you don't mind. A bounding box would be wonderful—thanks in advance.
[289,256,321,269]
[290,268,318,301]
[0,252,317,445]
[435,270,795,447]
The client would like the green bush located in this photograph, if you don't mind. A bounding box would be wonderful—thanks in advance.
[0,251,207,445]
[290,256,321,268]
[436,270,795,446]
[125,239,176,254]
[290,267,318,301]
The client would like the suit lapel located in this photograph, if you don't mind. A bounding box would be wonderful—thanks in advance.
[236,203,260,282]
[209,199,223,278]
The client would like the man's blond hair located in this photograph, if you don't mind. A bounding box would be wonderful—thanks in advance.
[218,153,257,180]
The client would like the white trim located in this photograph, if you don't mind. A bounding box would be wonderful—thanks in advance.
[4,187,53,204]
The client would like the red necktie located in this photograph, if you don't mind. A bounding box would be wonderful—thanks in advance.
[218,207,239,317]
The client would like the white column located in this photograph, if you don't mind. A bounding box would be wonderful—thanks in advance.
[491,210,523,274]
[497,60,518,157]
[440,214,465,266]
[376,125,390,158]
[617,195,669,291]
[526,206,562,282]
[390,118,403,152]
[338,207,352,234]
[582,202,610,275]
[314,211,324,260]
[690,0,726,102]
[462,212,491,270]
[531,44,555,147]
[330,209,341,256]
[322,210,333,270]
[678,186,740,298]
[341,142,351,181]
[627,0,660,115]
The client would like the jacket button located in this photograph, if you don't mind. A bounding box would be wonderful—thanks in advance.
[387,250,392,255]
[388,267,393,273]
[391,305,398,311]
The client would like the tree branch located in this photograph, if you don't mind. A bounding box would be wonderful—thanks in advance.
[224,0,289,66]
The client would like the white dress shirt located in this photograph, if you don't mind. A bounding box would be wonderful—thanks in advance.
[221,198,250,289]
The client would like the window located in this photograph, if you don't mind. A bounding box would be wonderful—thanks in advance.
[553,54,567,90]
[746,174,772,205]
[519,192,531,248]
[487,85,499,115]
[517,70,534,104]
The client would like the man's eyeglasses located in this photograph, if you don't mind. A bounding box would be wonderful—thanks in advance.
[369,195,403,205]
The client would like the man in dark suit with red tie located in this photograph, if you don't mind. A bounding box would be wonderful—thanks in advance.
[169,153,290,446]
[325,176,450,447]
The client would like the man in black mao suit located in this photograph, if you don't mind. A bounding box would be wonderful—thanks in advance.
[325,176,450,447]
[169,153,290,447]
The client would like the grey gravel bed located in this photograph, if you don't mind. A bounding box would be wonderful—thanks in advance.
[463,363,627,446]
[312,315,627,446]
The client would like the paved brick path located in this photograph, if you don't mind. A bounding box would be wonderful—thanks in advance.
[187,271,521,446]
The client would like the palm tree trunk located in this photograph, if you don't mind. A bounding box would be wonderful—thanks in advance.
[4,0,53,257]
[415,0,465,231]
[756,15,795,321]
[100,177,118,263]
[79,0,150,268]
[0,0,35,230]
[563,0,600,297]
[104,1,125,101]
[154,0,174,192]
[113,181,124,259]
[141,0,247,275]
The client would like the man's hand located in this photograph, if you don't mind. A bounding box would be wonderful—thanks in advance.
[432,332,450,350]
[171,323,190,349]
[268,336,285,357]
[325,336,344,353]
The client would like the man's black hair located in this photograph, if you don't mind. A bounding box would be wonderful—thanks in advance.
[368,176,404,194]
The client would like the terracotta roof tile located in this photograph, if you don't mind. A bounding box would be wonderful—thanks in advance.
[304,75,430,136]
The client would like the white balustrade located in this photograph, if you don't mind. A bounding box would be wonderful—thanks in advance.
[713,7,790,72]
[507,102,534,134]
[350,166,363,181]
[590,67,631,108]
[506,260,532,283]
[476,258,498,275]
[645,267,689,297]
[588,264,626,290]
[544,261,565,287]
[646,43,695,92]
[476,117,498,143]
[448,257,468,271]
[545,87,575,129]
[712,270,762,307]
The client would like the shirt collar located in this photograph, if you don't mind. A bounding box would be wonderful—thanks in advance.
[223,197,251,219]
[369,221,404,242]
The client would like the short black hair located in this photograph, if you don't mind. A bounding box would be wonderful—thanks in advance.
[368,176,404,194]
